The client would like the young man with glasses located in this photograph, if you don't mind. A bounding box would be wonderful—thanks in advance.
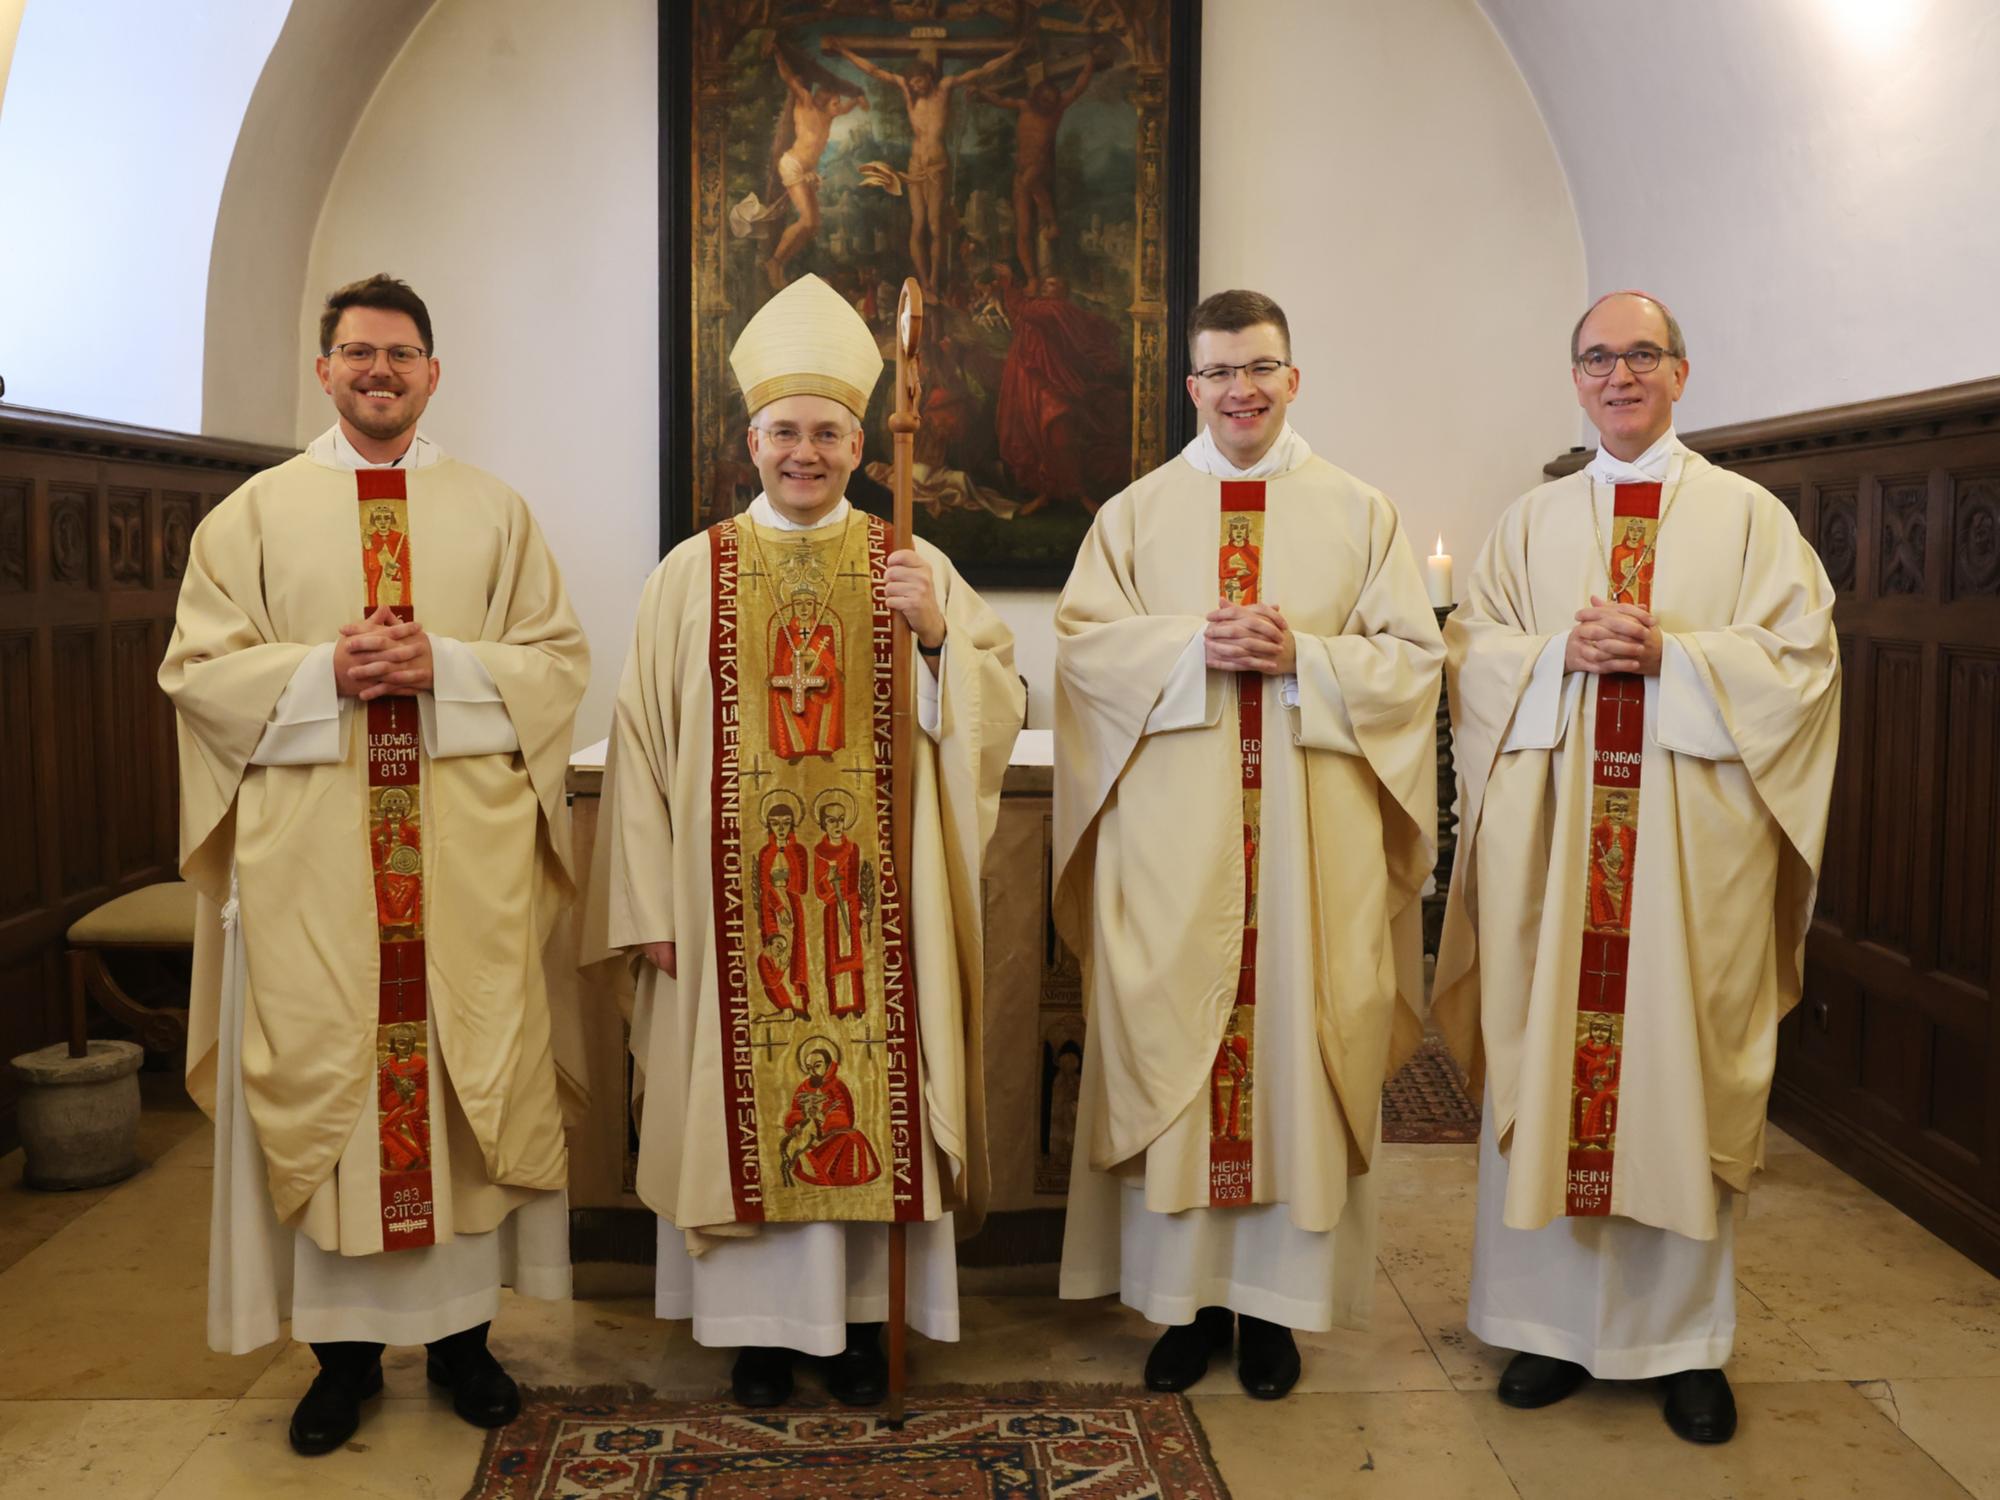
[160,273,589,1455]
[586,274,1023,1409]
[1053,288,1443,1399]
[1435,291,1841,1443]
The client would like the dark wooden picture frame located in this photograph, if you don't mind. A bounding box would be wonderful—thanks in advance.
[659,0,1201,587]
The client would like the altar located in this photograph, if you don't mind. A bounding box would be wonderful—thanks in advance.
[558,728,1075,1267]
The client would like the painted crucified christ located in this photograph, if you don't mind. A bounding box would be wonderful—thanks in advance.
[759,36,865,291]
[974,52,1098,281]
[825,37,1023,294]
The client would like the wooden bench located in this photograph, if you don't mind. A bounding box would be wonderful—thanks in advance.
[65,881,197,1057]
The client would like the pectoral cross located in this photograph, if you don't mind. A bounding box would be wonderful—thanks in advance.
[1602,676,1642,733]
[773,664,828,715]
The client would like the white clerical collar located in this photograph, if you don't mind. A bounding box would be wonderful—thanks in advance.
[1586,426,1687,485]
[748,492,850,531]
[1182,421,1312,480]
[307,423,444,471]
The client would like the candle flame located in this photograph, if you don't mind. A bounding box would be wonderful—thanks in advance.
[1434,534,1445,558]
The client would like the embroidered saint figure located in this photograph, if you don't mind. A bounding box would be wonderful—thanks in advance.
[768,588,844,759]
[754,792,809,1015]
[812,790,869,1015]
[378,1022,431,1171]
[1211,1031,1250,1141]
[1571,1013,1621,1148]
[1587,791,1637,932]
[362,501,411,610]
[1218,513,1261,604]
[1608,516,1653,606]
[371,786,422,933]
[779,1039,881,1188]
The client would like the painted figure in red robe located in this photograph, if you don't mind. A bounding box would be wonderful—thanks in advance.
[1572,1013,1620,1148]
[1587,792,1637,932]
[779,1041,881,1188]
[378,1022,431,1171]
[361,501,411,611]
[1211,1032,1249,1140]
[996,274,1131,514]
[769,591,843,760]
[1219,514,1260,604]
[372,787,421,933]
[812,792,867,1015]
[1608,516,1653,607]
[756,794,809,1014]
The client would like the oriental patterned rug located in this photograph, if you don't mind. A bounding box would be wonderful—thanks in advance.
[1382,1034,1480,1144]
[464,1385,1232,1499]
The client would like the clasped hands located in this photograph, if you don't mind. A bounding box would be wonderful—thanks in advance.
[334,604,435,699]
[1205,601,1296,675]
[1565,595,1662,676]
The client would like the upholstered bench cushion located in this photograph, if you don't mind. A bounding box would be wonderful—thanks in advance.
[66,881,198,948]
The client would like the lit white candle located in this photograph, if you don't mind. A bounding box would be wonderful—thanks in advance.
[1426,534,1453,608]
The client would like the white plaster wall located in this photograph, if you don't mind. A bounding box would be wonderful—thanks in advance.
[1482,0,2000,431]
[0,0,287,428]
[298,0,656,748]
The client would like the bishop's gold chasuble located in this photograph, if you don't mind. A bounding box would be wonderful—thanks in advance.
[711,512,923,1224]
[355,469,437,1248]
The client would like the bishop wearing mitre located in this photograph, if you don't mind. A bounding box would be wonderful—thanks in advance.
[585,274,1024,1408]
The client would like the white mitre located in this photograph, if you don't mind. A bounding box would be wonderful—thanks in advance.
[729,273,885,420]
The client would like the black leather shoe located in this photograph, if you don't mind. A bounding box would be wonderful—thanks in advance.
[1663,1367,1737,1444]
[1496,1352,1590,1409]
[1143,1306,1233,1392]
[425,1342,521,1429]
[288,1360,383,1456]
[732,1346,795,1408]
[1236,1314,1301,1399]
[825,1322,889,1407]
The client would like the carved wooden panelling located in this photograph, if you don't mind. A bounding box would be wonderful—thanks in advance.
[48,488,94,588]
[1878,478,1928,596]
[51,627,101,897]
[111,621,160,878]
[0,632,37,920]
[1817,485,1858,592]
[109,488,147,588]
[1930,1021,1986,1160]
[1858,985,1924,1122]
[1951,471,1999,599]
[162,493,197,580]
[1860,643,1921,953]
[0,480,25,592]
[1938,650,1999,986]
[1817,632,1858,926]
[1771,484,1800,519]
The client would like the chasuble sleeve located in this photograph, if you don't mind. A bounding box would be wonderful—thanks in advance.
[1050,493,1214,949]
[160,487,316,904]
[1432,494,1562,1080]
[457,491,590,887]
[1661,487,1840,1011]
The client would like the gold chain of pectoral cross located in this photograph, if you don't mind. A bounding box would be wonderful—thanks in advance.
[737,506,858,665]
[1588,467,1687,598]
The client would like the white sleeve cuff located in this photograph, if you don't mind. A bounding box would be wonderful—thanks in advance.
[1279,673,1299,708]
[1654,636,1741,761]
[1502,631,1581,753]
[1143,629,1223,734]
[916,645,942,742]
[418,636,520,758]
[250,642,348,766]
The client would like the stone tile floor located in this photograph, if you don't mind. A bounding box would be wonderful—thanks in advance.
[1,1087,1994,1498]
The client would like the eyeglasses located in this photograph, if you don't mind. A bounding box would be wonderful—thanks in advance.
[755,423,855,452]
[1192,359,1291,386]
[327,342,430,370]
[1575,346,1673,378]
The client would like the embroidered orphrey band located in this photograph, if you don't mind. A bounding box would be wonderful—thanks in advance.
[356,468,435,1250]
[1210,481,1266,1207]
[1564,480,1661,1216]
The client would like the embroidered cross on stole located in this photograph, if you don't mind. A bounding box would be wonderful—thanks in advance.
[1564,480,1661,1217]
[1210,482,1266,1207]
[706,514,925,1225]
[355,468,436,1249]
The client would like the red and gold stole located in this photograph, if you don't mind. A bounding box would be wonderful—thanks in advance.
[1210,482,1265,1206]
[706,514,924,1225]
[356,469,435,1249]
[1564,480,1660,1216]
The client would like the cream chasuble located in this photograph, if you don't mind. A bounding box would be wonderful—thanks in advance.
[1435,451,1839,1243]
[1052,441,1441,1329]
[161,442,588,1351]
[584,499,1021,1353]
